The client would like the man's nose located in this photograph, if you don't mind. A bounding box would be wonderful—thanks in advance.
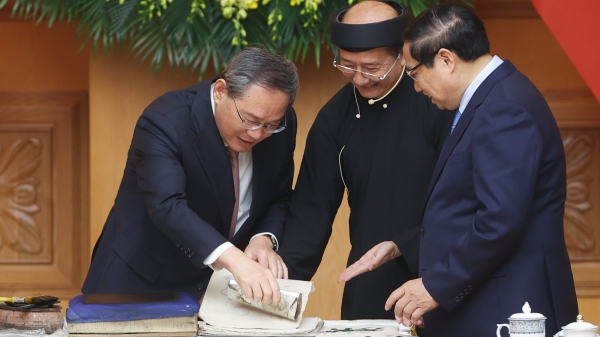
[246,127,264,140]
[414,81,422,93]
[352,71,371,85]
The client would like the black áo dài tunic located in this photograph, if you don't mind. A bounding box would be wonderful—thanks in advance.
[279,76,453,319]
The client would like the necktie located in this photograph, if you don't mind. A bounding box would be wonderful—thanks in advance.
[450,110,461,134]
[228,147,239,239]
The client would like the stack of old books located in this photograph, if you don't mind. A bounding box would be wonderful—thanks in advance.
[66,292,199,336]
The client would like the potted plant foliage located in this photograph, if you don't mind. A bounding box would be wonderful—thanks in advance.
[0,0,469,77]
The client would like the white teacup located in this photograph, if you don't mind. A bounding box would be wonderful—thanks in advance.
[560,315,598,337]
[497,302,546,337]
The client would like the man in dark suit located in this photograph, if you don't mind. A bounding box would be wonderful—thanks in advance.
[82,47,299,306]
[382,4,578,336]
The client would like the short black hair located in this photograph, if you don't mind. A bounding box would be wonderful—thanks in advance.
[403,4,490,66]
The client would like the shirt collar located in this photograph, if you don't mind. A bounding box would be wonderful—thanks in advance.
[210,83,216,117]
[458,55,504,114]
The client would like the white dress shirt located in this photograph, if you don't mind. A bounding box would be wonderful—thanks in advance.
[457,55,504,117]
[202,84,277,268]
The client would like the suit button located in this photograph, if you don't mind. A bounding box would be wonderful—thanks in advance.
[420,229,425,237]
[188,251,195,258]
[197,283,204,291]
[176,242,182,248]
[454,297,460,302]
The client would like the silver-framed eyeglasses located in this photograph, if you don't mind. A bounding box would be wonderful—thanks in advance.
[333,53,401,81]
[231,93,287,133]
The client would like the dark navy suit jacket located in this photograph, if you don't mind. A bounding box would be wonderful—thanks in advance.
[418,61,577,337]
[82,79,296,299]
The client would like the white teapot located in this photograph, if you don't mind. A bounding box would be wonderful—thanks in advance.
[554,315,598,337]
[497,302,546,337]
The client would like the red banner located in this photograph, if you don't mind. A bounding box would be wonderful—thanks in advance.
[531,0,600,102]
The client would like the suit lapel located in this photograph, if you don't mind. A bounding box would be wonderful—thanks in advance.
[422,60,518,208]
[190,81,236,235]
[423,105,475,204]
[231,136,273,240]
[250,143,267,220]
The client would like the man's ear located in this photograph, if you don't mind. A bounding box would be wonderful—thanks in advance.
[399,53,406,66]
[213,78,227,101]
[438,48,455,69]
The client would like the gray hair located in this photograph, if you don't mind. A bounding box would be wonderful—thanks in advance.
[222,47,300,105]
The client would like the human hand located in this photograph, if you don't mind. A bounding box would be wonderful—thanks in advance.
[215,246,281,306]
[385,278,438,327]
[245,235,288,279]
[337,241,400,283]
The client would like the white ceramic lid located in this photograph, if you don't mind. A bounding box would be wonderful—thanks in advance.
[562,315,598,331]
[509,302,546,320]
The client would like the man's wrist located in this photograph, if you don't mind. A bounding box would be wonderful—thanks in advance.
[250,233,278,251]
[203,242,234,270]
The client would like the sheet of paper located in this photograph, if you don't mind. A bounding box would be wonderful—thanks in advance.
[317,320,415,337]
[199,317,322,336]
[199,269,314,329]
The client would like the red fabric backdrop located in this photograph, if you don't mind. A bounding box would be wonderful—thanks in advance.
[531,0,600,102]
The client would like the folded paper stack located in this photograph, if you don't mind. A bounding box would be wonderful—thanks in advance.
[226,279,302,321]
[199,269,318,335]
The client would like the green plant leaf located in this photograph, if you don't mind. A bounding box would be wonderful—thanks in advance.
[5,0,470,79]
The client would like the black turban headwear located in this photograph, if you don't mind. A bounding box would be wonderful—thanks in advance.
[329,0,410,52]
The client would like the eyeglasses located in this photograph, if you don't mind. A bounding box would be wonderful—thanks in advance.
[406,62,425,81]
[231,93,287,133]
[406,49,441,81]
[333,53,401,81]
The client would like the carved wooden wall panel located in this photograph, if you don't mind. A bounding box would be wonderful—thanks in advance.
[0,127,52,263]
[561,129,598,260]
[0,92,89,298]
[550,89,600,296]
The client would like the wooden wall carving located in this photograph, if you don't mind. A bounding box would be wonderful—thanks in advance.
[563,132,596,256]
[0,92,89,298]
[0,134,51,263]
[550,89,600,296]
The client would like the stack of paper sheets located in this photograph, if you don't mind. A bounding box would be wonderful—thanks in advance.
[318,320,416,337]
[199,317,322,336]
[199,269,318,335]
[198,270,416,336]
[200,318,415,337]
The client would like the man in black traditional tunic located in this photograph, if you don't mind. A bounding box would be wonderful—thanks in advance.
[277,0,454,319]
